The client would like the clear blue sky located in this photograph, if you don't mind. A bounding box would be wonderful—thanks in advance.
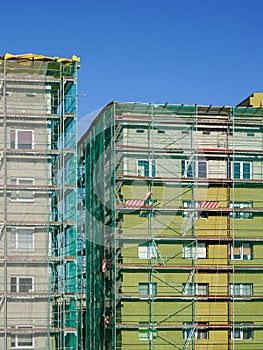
[1,0,263,120]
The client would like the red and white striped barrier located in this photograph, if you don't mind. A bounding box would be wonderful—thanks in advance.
[201,201,219,208]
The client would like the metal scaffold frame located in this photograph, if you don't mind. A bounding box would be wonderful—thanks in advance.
[0,54,81,350]
[79,100,263,350]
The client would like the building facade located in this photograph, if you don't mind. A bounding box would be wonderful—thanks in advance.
[79,99,263,349]
[0,54,82,350]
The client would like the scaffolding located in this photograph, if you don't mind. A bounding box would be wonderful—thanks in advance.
[79,100,263,349]
[0,53,81,350]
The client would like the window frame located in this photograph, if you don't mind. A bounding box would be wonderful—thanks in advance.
[230,242,252,260]
[183,323,194,340]
[231,161,252,179]
[183,242,207,259]
[183,323,209,340]
[138,242,157,259]
[11,227,35,251]
[138,324,157,341]
[197,327,209,340]
[183,283,209,296]
[11,325,34,348]
[10,276,34,293]
[10,178,35,202]
[137,159,156,177]
[10,129,34,150]
[231,323,253,340]
[230,283,253,296]
[181,159,195,178]
[139,282,157,296]
[197,161,208,178]
[230,202,252,219]
[181,160,208,178]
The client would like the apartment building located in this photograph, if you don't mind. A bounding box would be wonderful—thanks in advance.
[0,53,81,350]
[79,98,263,349]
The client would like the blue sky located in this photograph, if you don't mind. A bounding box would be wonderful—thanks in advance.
[1,0,263,120]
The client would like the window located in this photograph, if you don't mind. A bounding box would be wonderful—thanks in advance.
[183,323,195,340]
[230,202,252,219]
[10,129,34,149]
[137,159,156,177]
[231,243,252,260]
[182,160,207,178]
[11,228,34,251]
[196,283,209,295]
[138,242,157,259]
[11,277,34,293]
[183,243,207,259]
[197,327,209,340]
[139,282,157,296]
[231,161,251,179]
[11,326,34,348]
[182,284,195,295]
[231,323,253,340]
[197,161,207,178]
[10,178,34,201]
[181,160,194,178]
[183,323,209,340]
[138,324,157,340]
[183,283,209,296]
[230,283,253,296]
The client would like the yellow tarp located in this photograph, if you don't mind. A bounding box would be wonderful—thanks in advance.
[1,53,80,63]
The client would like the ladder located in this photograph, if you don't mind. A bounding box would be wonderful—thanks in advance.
[0,224,4,241]
[183,153,195,178]
[0,81,3,96]
[182,211,195,236]
[182,269,195,294]
[0,152,4,171]
[0,296,5,311]
[182,325,196,350]
[114,190,122,204]
[152,241,165,265]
